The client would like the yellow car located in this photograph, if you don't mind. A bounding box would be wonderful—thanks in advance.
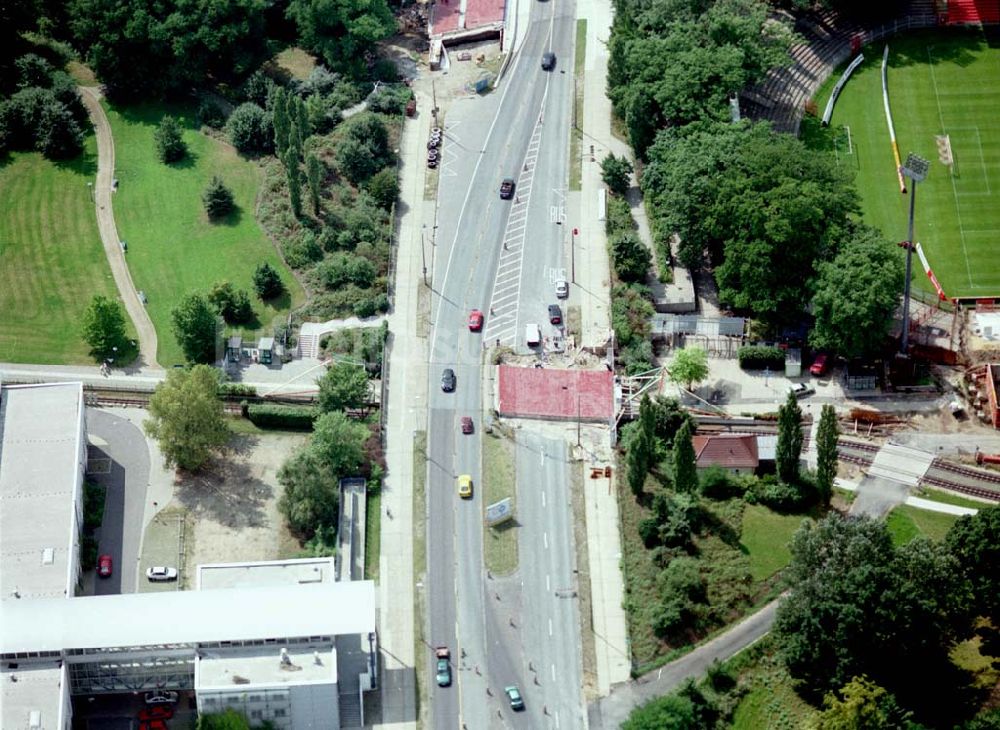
[457,474,473,499]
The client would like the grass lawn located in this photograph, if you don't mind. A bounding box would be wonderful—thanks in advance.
[915,486,990,510]
[886,504,961,545]
[820,28,1000,299]
[365,486,381,581]
[0,138,131,364]
[104,102,304,365]
[729,641,819,730]
[569,19,587,191]
[740,505,808,582]
[482,432,518,575]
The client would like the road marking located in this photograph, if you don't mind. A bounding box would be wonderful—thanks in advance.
[546,574,550,591]
[551,663,556,681]
[555,711,560,728]
[548,619,553,636]
[541,491,546,507]
[543,532,548,549]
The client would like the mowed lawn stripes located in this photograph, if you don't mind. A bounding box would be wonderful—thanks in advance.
[826,28,1000,299]
[104,102,303,366]
[0,137,128,364]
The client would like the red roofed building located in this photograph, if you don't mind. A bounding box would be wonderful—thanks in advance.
[691,435,759,475]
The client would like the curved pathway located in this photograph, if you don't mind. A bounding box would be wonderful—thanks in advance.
[79,86,160,369]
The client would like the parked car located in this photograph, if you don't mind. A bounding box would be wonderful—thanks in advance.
[505,685,525,711]
[468,309,484,331]
[789,382,815,398]
[541,52,556,70]
[457,474,473,499]
[145,566,178,582]
[138,706,173,721]
[435,647,452,687]
[461,416,474,434]
[525,323,542,347]
[555,279,569,298]
[500,178,515,199]
[144,691,178,705]
[441,368,456,392]
[97,554,113,578]
[548,304,562,325]
[810,353,830,376]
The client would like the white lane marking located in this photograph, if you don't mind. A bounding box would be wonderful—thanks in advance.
[548,619,553,636]
[543,532,548,549]
[546,574,550,591]
[541,491,546,507]
[551,663,556,681]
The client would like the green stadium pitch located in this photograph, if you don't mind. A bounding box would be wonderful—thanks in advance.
[815,28,1000,301]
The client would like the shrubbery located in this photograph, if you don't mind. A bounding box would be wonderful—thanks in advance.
[154,115,186,163]
[202,176,235,219]
[226,102,273,155]
[247,403,319,430]
[737,345,785,370]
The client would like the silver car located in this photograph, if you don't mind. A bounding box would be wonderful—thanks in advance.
[146,566,178,582]
[555,279,569,298]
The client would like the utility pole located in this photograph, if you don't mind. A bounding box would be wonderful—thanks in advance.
[571,227,577,284]
[899,153,930,355]
[420,227,428,285]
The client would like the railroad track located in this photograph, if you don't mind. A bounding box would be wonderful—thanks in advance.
[88,391,243,414]
[919,473,1000,502]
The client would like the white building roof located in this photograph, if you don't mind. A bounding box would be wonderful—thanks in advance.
[1,582,376,655]
[197,646,338,689]
[197,558,335,590]
[0,382,85,601]
[1,662,66,730]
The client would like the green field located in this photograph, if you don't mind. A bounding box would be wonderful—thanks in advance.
[740,505,807,582]
[886,503,961,545]
[822,29,1000,299]
[0,138,130,364]
[104,102,303,365]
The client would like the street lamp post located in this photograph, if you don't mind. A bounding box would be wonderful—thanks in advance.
[420,227,428,286]
[87,181,94,203]
[571,227,578,284]
[899,153,930,355]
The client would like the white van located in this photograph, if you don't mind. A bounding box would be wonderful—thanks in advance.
[525,323,541,347]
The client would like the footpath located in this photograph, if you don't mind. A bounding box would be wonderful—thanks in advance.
[79,87,161,369]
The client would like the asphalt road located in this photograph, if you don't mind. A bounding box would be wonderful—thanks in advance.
[425,1,579,726]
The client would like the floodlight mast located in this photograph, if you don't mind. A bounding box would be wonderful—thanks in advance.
[899,153,930,355]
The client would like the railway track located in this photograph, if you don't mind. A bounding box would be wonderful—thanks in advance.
[88,391,243,414]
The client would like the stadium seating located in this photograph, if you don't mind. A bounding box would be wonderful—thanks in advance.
[946,0,1000,24]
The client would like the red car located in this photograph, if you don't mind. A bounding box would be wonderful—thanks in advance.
[468,309,484,331]
[461,417,474,434]
[810,353,829,376]
[97,554,113,578]
[139,706,174,722]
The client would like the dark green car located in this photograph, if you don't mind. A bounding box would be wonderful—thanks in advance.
[505,685,524,711]
[435,647,452,687]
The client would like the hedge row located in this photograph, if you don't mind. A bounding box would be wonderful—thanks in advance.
[737,345,785,370]
[246,403,320,430]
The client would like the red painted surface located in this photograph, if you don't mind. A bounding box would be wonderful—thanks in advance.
[497,366,614,421]
[430,2,462,34]
[466,0,506,27]
[945,0,1000,24]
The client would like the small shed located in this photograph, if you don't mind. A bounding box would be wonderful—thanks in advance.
[226,335,243,363]
[691,434,759,475]
[258,337,275,365]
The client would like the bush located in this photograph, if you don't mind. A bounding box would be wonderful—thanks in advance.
[246,403,320,430]
[611,283,654,348]
[738,345,786,370]
[208,281,254,324]
[83,482,106,530]
[621,339,655,375]
[367,84,413,115]
[699,466,745,500]
[353,296,378,318]
[0,86,83,159]
[226,102,273,155]
[601,152,633,196]
[610,230,652,282]
[81,535,99,570]
[154,115,186,163]
[253,262,285,299]
[745,474,810,511]
[318,252,377,289]
[218,382,256,397]
[202,176,235,219]
[197,99,227,129]
[283,231,324,268]
[605,196,635,236]
[366,167,399,210]
[240,70,274,107]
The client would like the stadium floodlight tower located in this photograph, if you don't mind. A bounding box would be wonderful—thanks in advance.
[899,153,930,354]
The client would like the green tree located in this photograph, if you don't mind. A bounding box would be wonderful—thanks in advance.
[815,404,839,503]
[811,225,904,358]
[286,0,396,77]
[625,396,657,496]
[295,95,310,144]
[945,505,1000,622]
[196,708,253,730]
[207,281,254,324]
[317,360,370,412]
[610,231,652,282]
[818,676,912,730]
[334,112,392,184]
[0,87,84,159]
[776,390,803,483]
[272,86,289,157]
[252,261,285,300]
[366,166,399,210]
[226,102,273,154]
[621,689,697,730]
[171,292,220,363]
[667,346,708,392]
[647,396,694,449]
[144,365,229,471]
[305,151,324,215]
[202,176,235,219]
[672,419,698,494]
[154,114,186,163]
[653,556,707,637]
[285,150,303,217]
[81,295,131,363]
[601,153,633,195]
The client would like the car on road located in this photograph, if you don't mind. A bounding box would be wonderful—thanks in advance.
[461,416,474,434]
[138,707,173,722]
[144,691,178,705]
[505,685,525,711]
[548,304,562,325]
[555,279,569,298]
[468,309,484,331]
[810,353,830,376]
[457,474,473,499]
[441,368,456,392]
[789,382,815,398]
[525,323,542,347]
[145,566,178,582]
[541,52,556,70]
[435,647,452,687]
[97,554,113,578]
[500,178,515,199]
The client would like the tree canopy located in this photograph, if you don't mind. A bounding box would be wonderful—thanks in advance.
[286,0,396,77]
[667,347,708,391]
[81,295,132,363]
[144,365,229,471]
[171,292,220,363]
[810,224,904,358]
[317,360,370,412]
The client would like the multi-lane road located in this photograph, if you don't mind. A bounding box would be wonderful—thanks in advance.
[423,0,583,726]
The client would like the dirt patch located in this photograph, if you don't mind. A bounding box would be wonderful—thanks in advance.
[170,432,309,574]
